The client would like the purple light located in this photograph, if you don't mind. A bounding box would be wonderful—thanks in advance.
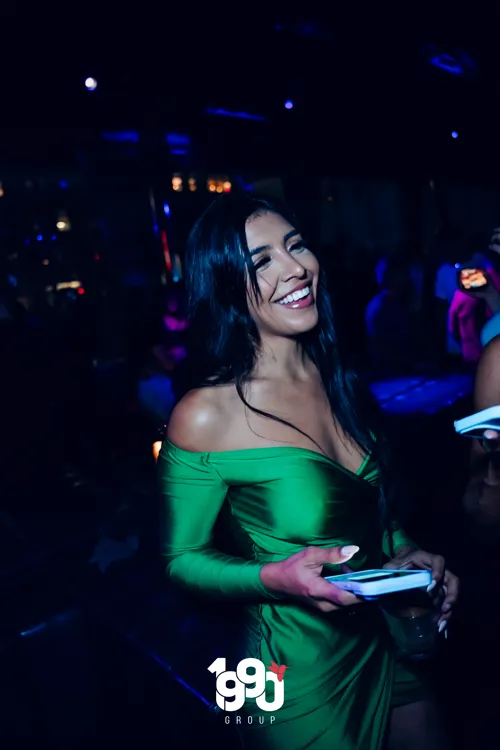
[284,100,293,110]
[451,131,458,139]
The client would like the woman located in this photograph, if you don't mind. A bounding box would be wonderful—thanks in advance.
[158,195,458,749]
[457,334,500,746]
[462,333,500,528]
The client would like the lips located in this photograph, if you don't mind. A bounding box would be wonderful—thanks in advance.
[275,281,311,304]
[275,283,313,309]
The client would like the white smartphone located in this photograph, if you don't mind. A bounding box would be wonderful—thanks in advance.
[325,569,432,599]
[454,405,500,439]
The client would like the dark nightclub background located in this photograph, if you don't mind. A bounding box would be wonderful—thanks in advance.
[1,3,500,748]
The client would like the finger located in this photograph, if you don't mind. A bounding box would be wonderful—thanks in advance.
[382,559,398,570]
[314,600,340,613]
[304,545,359,566]
[311,577,361,606]
[440,571,459,615]
[437,616,449,631]
[341,562,354,574]
[484,430,499,441]
[383,557,416,571]
[482,430,500,452]
[431,583,446,605]
[429,555,445,585]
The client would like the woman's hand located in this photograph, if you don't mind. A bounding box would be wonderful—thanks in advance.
[461,272,500,313]
[383,546,459,629]
[465,430,500,525]
[481,429,500,451]
[260,545,362,612]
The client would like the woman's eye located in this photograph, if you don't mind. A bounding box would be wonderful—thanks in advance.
[290,242,306,253]
[254,256,270,271]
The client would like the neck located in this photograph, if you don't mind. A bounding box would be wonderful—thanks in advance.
[253,335,312,381]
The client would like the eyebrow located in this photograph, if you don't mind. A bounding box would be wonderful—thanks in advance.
[249,229,301,257]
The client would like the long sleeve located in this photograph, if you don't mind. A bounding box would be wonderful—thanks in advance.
[383,522,418,558]
[158,442,280,600]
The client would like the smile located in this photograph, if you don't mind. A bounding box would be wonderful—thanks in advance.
[276,285,313,308]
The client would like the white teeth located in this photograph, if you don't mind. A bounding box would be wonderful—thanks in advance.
[277,286,310,305]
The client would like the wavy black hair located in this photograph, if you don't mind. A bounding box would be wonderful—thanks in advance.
[185,193,395,551]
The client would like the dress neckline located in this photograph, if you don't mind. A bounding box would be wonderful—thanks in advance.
[164,440,372,482]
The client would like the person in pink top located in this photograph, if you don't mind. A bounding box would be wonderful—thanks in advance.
[448,290,487,364]
[449,236,500,363]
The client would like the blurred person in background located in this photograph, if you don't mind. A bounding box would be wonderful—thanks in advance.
[163,283,188,336]
[473,227,500,347]
[366,255,419,376]
[375,244,424,315]
[433,228,468,364]
[448,287,488,366]
[448,229,500,365]
[136,284,188,425]
[160,195,457,750]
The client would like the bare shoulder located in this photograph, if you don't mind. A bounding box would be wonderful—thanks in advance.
[167,385,239,452]
[475,336,500,410]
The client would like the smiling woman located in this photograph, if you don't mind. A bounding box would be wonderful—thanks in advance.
[244,213,319,338]
[158,194,457,749]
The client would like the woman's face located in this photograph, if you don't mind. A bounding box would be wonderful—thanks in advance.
[245,211,320,338]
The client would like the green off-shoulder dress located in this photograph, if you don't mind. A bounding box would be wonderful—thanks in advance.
[159,440,424,750]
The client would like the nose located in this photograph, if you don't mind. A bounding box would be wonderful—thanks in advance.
[280,253,307,282]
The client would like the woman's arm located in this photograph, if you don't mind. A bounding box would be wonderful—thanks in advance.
[382,523,417,558]
[469,335,500,469]
[159,446,281,599]
[159,391,280,600]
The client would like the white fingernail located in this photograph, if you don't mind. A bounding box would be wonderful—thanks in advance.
[340,545,359,557]
[427,580,437,593]
[438,621,446,634]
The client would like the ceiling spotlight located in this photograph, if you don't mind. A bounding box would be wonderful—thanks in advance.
[85,77,98,91]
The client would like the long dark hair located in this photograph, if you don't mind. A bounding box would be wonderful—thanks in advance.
[185,194,395,552]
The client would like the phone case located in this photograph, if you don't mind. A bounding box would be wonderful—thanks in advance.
[325,569,432,599]
[454,405,500,438]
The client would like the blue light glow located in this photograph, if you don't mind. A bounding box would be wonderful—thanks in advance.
[102,131,139,143]
[429,54,463,76]
[284,100,294,110]
[206,107,266,122]
[163,203,170,216]
[451,131,458,139]
[36,235,43,241]
[85,77,98,91]
[59,180,68,189]
[166,133,190,146]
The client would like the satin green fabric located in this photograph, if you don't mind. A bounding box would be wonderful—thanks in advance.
[159,441,418,750]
